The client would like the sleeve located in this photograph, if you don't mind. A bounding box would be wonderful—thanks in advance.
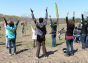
[73,16,75,22]
[6,25,9,29]
[81,14,84,25]
[44,11,48,25]
[16,21,19,26]
[3,18,8,25]
[14,25,17,30]
[50,18,53,26]
[66,16,68,24]
[32,13,37,24]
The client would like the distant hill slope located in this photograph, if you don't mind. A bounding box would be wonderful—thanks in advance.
[0,14,81,24]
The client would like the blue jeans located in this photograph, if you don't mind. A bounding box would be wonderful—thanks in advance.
[66,39,74,55]
[76,36,80,42]
[81,34,86,49]
[52,34,56,47]
[8,38,16,54]
[73,35,80,42]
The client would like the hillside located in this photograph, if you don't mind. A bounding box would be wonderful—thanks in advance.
[0,14,81,25]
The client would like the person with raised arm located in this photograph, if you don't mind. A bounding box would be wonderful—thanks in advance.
[49,15,58,47]
[3,17,19,56]
[80,13,88,49]
[30,7,48,59]
[65,11,75,56]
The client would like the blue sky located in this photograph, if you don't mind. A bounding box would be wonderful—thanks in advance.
[0,0,88,18]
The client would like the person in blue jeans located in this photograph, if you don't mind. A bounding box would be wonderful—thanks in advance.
[81,14,88,49]
[65,11,75,56]
[3,17,19,56]
[73,27,80,43]
[49,16,58,47]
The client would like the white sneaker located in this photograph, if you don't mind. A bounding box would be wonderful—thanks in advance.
[35,56,39,60]
[13,53,16,55]
[9,54,12,56]
[45,56,48,59]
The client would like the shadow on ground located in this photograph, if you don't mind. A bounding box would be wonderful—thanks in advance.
[0,42,5,45]
[56,42,64,46]
[40,50,58,58]
[16,48,29,54]
[63,48,78,54]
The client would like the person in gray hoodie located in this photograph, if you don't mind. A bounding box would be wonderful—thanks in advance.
[30,8,48,59]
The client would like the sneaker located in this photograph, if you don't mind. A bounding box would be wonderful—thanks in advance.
[35,56,39,60]
[64,54,69,57]
[70,54,74,56]
[9,54,12,56]
[13,53,16,55]
[45,56,48,59]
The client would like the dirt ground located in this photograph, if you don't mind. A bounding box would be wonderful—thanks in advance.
[0,24,88,63]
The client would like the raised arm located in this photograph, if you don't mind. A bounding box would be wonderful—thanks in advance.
[49,15,53,26]
[16,20,19,26]
[30,8,37,24]
[66,11,69,24]
[3,17,8,25]
[81,13,84,24]
[73,11,75,22]
[44,7,48,25]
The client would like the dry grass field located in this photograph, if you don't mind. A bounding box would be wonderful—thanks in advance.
[0,23,88,63]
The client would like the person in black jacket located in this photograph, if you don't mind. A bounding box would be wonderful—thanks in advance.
[49,16,58,47]
[81,14,88,49]
[30,8,48,59]
[65,11,75,56]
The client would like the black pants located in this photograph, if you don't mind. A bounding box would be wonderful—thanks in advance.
[36,41,47,57]
[36,35,47,57]
[33,40,36,48]
[8,38,16,54]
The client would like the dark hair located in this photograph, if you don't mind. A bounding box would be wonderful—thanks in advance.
[10,21,14,27]
[68,19,75,27]
[39,18,43,23]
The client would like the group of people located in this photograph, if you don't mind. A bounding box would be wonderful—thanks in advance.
[30,8,88,58]
[1,7,88,59]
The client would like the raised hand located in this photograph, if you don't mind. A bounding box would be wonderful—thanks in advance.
[46,7,48,12]
[66,11,69,16]
[30,8,33,14]
[81,12,84,15]
[73,11,75,16]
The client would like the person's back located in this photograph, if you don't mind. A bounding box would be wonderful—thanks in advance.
[81,14,88,35]
[51,24,57,34]
[30,8,48,59]
[3,17,19,55]
[66,22,75,36]
[7,24,17,39]
[50,19,58,34]
[36,21,47,36]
